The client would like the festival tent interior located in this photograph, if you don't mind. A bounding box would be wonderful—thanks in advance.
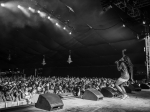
[0,0,149,78]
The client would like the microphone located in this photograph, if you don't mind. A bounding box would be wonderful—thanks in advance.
[115,61,119,64]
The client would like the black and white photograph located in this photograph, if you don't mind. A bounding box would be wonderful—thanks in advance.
[0,0,150,112]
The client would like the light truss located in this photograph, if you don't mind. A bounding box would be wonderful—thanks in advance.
[101,0,150,22]
[136,0,150,8]
[113,0,141,21]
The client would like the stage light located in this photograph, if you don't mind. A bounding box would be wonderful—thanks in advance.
[17,5,21,9]
[69,32,72,35]
[143,21,146,25]
[38,11,46,18]
[56,23,59,26]
[63,27,66,30]
[28,7,35,13]
[122,24,125,27]
[37,10,40,13]
[48,16,51,19]
[1,3,5,7]
[66,5,74,13]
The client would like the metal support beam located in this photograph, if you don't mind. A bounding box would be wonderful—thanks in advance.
[113,0,141,21]
[145,34,150,80]
[136,0,150,8]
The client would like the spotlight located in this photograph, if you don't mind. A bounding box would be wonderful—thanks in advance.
[28,7,35,13]
[37,10,40,13]
[17,5,21,8]
[143,21,146,25]
[1,3,5,7]
[66,5,74,13]
[28,7,31,10]
[69,32,72,35]
[122,24,125,27]
[56,23,59,26]
[48,16,51,19]
[63,27,66,30]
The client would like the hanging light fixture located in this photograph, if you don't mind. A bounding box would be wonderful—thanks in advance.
[67,50,73,64]
[7,50,11,61]
[8,53,11,61]
[42,55,46,66]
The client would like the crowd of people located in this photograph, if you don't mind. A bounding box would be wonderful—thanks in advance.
[0,74,132,103]
[0,49,148,105]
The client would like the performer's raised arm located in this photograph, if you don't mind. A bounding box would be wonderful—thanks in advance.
[122,49,126,57]
[122,49,134,81]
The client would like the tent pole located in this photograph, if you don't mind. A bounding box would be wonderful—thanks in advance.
[145,34,150,80]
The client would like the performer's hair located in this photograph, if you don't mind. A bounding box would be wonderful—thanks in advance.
[123,55,132,72]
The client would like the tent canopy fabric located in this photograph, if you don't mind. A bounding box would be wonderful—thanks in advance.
[0,0,147,68]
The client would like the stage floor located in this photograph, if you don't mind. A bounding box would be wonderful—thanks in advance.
[0,89,150,112]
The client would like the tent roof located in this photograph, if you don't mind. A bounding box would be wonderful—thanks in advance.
[0,0,148,68]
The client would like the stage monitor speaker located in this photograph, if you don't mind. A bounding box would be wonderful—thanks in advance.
[101,87,118,97]
[129,84,141,91]
[124,86,132,93]
[128,84,135,91]
[140,83,150,89]
[35,93,64,111]
[82,88,103,101]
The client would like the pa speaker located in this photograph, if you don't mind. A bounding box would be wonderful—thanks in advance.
[140,83,150,89]
[82,88,103,101]
[101,87,118,97]
[124,86,132,93]
[129,84,141,91]
[35,93,64,111]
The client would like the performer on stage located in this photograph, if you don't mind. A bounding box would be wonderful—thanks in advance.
[122,49,134,82]
[115,49,133,100]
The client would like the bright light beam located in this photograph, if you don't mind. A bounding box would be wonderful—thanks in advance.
[39,11,46,18]
[48,16,51,20]
[55,22,61,28]
[37,10,40,13]
[18,5,30,17]
[17,5,21,8]
[28,7,35,13]
[37,10,46,18]
[63,27,66,30]
[1,3,5,7]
